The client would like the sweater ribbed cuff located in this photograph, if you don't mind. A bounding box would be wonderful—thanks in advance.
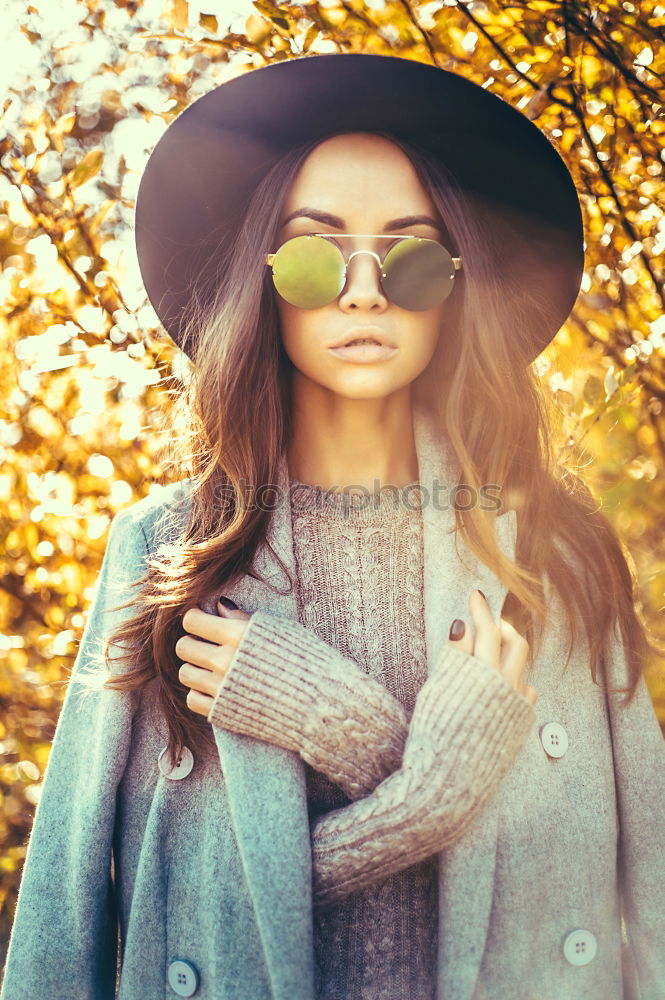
[413,642,536,790]
[207,610,409,799]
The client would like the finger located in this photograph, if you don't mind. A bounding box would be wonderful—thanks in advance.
[185,687,215,718]
[181,607,246,645]
[469,589,497,628]
[217,598,251,620]
[175,635,233,675]
[469,590,501,672]
[497,618,530,693]
[520,684,538,706]
[448,618,473,655]
[179,662,225,697]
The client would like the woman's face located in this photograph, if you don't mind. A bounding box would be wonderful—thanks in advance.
[273,132,452,402]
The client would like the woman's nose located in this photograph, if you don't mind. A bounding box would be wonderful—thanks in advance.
[337,250,388,310]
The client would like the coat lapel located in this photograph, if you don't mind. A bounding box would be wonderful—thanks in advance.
[413,395,517,666]
[204,396,517,1000]
[413,398,516,999]
[202,454,313,1000]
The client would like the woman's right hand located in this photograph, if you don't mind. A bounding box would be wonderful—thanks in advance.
[449,590,538,707]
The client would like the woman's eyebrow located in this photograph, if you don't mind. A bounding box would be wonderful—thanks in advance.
[278,207,445,232]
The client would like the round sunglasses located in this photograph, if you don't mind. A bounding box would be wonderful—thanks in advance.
[264,233,463,311]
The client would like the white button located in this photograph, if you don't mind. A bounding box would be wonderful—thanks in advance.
[167,959,200,996]
[540,722,569,758]
[158,745,194,780]
[563,928,597,966]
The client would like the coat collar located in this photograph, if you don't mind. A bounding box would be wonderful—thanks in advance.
[205,395,517,1000]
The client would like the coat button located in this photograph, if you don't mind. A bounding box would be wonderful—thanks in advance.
[158,745,194,780]
[167,959,200,996]
[562,928,597,966]
[540,721,569,758]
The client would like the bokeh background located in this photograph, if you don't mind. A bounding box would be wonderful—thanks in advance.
[1,0,663,957]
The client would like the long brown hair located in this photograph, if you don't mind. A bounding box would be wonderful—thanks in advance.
[94,130,662,770]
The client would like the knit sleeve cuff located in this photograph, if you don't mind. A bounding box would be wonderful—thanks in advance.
[412,641,536,790]
[206,610,409,799]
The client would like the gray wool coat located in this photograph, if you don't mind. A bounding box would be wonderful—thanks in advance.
[1,397,664,1000]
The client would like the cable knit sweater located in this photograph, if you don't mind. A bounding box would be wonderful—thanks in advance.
[207,475,536,999]
[290,476,435,1000]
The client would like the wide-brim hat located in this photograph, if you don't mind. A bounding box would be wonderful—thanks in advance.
[134,52,585,363]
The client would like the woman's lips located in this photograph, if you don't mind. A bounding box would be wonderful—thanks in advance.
[327,343,399,362]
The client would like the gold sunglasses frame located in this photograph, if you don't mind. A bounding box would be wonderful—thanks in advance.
[264,233,463,273]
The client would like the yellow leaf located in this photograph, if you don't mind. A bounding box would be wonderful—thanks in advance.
[171,0,188,32]
[199,12,217,33]
[557,128,579,155]
[580,54,605,89]
[53,112,76,137]
[66,149,103,189]
[246,14,272,44]
[302,22,320,52]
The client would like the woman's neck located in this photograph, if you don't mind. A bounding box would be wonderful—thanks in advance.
[286,388,419,492]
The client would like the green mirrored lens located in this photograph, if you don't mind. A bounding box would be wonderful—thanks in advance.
[271,235,345,309]
[381,238,456,311]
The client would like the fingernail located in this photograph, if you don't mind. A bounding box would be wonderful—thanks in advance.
[477,589,486,601]
[218,596,238,610]
[449,619,465,640]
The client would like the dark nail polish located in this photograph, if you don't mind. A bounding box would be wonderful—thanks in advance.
[449,619,466,641]
[478,590,486,601]
[218,596,238,610]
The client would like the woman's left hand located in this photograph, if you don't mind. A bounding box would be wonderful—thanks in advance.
[176,599,252,717]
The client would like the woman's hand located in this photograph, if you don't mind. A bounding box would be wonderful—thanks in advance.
[449,589,538,706]
[176,598,252,717]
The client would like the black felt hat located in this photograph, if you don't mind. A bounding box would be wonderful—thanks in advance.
[134,52,585,363]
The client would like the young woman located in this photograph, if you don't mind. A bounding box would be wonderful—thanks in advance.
[2,54,663,1000]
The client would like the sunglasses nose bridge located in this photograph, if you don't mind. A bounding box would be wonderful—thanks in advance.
[345,248,384,268]
[341,247,386,296]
